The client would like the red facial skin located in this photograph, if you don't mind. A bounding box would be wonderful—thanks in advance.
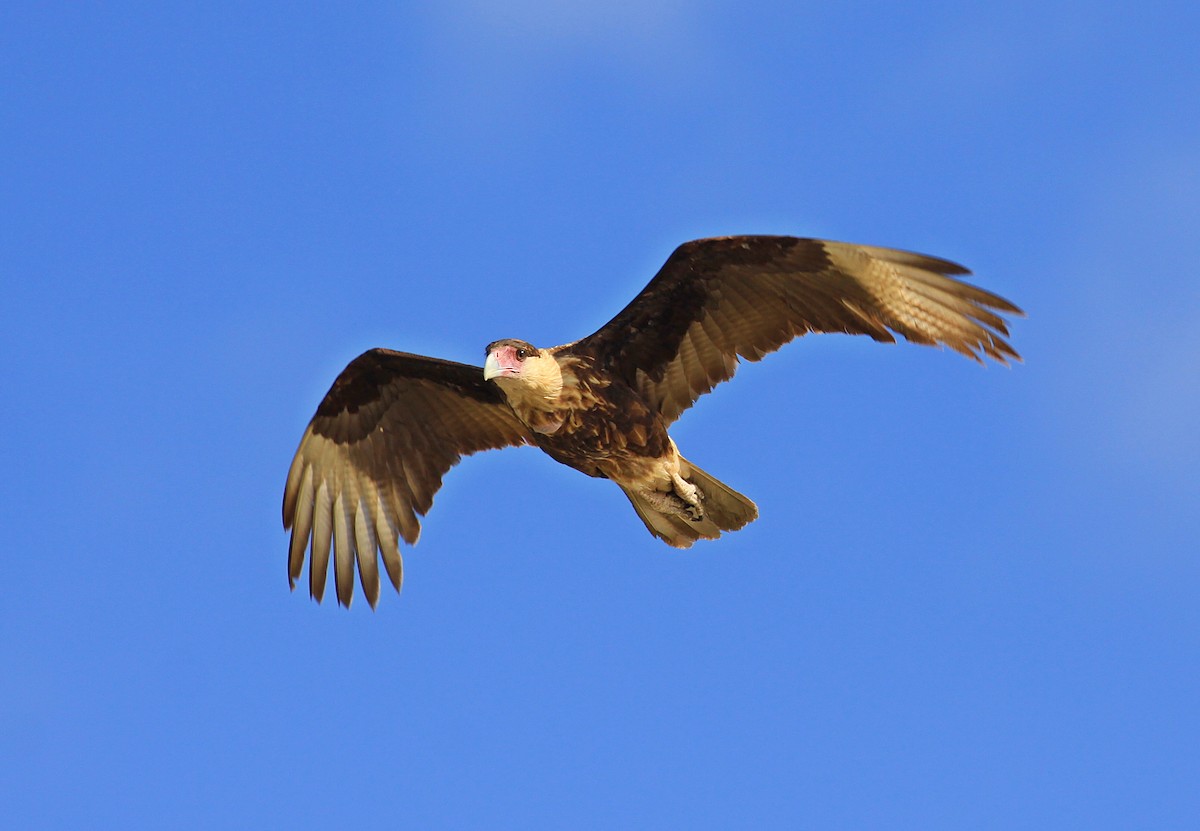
[489,345,524,378]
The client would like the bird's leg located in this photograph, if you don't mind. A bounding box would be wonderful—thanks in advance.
[637,474,706,522]
[641,489,687,516]
[671,473,705,522]
[636,489,696,521]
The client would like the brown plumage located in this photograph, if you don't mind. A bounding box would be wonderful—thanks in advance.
[284,235,1023,607]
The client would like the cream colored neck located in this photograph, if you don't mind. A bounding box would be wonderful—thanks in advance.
[495,353,564,412]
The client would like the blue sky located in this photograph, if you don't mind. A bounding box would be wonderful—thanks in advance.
[3,1,1198,827]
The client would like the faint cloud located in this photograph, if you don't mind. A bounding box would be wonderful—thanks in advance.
[448,0,698,47]
[1056,139,1200,472]
[1112,325,1200,468]
[411,0,718,108]
[436,0,706,59]
[878,4,1110,112]
[391,1,723,162]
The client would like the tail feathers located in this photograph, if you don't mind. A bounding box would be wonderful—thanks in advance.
[621,458,759,549]
[681,458,759,532]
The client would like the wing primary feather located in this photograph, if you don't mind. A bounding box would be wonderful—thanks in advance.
[282,439,309,527]
[850,242,971,276]
[386,469,422,545]
[904,280,1011,334]
[895,263,1024,315]
[354,499,381,610]
[288,465,314,588]
[375,507,404,593]
[310,480,333,603]
[332,492,356,608]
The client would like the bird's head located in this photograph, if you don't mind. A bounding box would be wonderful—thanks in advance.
[483,339,563,403]
[483,339,538,380]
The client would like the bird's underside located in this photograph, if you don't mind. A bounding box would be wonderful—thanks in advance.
[283,235,1024,607]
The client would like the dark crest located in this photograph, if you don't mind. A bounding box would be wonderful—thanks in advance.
[485,338,540,358]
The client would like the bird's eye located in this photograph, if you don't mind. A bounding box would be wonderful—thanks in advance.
[516,348,527,359]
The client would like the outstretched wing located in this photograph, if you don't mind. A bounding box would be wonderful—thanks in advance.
[571,236,1024,424]
[283,349,530,608]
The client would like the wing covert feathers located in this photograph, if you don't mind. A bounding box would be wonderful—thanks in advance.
[283,349,529,608]
[571,236,1024,423]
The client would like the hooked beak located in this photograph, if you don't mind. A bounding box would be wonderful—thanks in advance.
[483,351,507,381]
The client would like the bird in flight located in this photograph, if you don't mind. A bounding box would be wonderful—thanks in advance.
[283,236,1022,607]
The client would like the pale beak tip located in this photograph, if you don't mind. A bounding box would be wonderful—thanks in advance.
[483,352,501,381]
